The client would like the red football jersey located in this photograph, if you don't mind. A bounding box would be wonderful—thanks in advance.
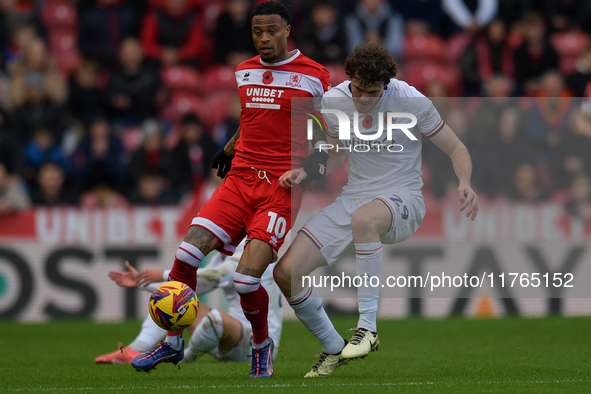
[232,50,331,177]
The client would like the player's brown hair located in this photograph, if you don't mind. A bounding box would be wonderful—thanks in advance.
[344,43,398,87]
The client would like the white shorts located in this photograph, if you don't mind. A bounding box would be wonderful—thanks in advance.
[300,191,425,266]
[209,323,279,362]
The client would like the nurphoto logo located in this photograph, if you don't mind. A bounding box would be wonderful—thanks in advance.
[306,109,418,153]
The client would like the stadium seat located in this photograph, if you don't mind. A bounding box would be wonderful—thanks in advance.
[202,0,227,31]
[47,30,81,77]
[203,64,237,94]
[324,63,349,87]
[41,1,78,30]
[401,61,458,95]
[206,92,234,128]
[403,34,446,64]
[550,30,591,75]
[160,93,212,128]
[161,65,204,96]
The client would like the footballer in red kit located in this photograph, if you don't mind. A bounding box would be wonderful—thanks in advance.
[131,1,330,378]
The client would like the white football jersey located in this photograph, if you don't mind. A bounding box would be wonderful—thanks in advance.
[321,79,444,197]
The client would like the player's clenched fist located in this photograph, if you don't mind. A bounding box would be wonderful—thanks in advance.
[211,149,234,179]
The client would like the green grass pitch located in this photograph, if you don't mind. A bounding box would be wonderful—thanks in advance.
[1,316,590,393]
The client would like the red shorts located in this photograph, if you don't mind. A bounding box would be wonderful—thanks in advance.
[192,168,303,257]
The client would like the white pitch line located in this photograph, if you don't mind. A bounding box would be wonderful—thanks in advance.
[3,379,589,392]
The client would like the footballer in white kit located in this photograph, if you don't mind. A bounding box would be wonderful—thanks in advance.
[276,43,479,377]
[300,77,445,264]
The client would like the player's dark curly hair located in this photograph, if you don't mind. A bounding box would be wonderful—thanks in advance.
[250,1,291,25]
[344,43,398,87]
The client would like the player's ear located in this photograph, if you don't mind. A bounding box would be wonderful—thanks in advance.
[285,24,291,38]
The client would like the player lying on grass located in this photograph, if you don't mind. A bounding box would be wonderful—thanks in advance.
[95,242,282,366]
[275,43,479,377]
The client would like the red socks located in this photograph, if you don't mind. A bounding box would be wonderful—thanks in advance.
[239,285,269,344]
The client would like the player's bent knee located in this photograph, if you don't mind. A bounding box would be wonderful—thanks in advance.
[351,210,376,236]
[232,271,261,294]
[273,263,291,295]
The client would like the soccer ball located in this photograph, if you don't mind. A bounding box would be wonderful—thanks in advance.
[148,281,199,331]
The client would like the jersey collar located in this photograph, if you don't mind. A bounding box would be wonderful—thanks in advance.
[260,50,301,67]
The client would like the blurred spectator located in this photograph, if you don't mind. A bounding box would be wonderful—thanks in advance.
[8,38,67,109]
[460,18,513,95]
[565,174,591,223]
[0,161,30,214]
[298,0,348,64]
[513,11,559,95]
[548,127,591,191]
[345,0,404,59]
[466,75,514,149]
[67,60,104,126]
[565,45,591,97]
[70,115,129,193]
[473,106,532,197]
[128,118,171,189]
[30,162,78,206]
[129,170,176,205]
[0,108,20,173]
[495,0,532,28]
[542,0,591,33]
[527,71,573,160]
[13,71,66,147]
[509,162,547,202]
[106,37,167,125]
[0,56,9,110]
[390,0,447,36]
[168,113,216,199]
[214,0,256,67]
[213,93,241,150]
[2,22,39,69]
[78,0,142,68]
[140,0,206,67]
[23,125,71,183]
[0,0,43,59]
[80,184,129,208]
[442,0,498,35]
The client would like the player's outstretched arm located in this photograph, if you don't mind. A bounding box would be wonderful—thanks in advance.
[278,135,346,189]
[108,261,141,288]
[429,124,479,220]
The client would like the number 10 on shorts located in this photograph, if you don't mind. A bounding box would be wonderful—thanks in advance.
[267,212,287,238]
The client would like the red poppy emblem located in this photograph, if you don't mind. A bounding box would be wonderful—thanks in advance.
[262,71,274,84]
[363,115,373,129]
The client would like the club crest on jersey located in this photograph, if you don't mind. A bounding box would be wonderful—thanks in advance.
[286,72,303,88]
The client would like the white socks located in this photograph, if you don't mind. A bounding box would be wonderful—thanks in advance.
[184,309,224,361]
[176,241,204,268]
[355,242,383,333]
[129,314,166,351]
[287,285,345,355]
[166,334,184,350]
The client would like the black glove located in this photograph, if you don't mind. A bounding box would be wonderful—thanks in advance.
[211,150,233,179]
[301,150,329,187]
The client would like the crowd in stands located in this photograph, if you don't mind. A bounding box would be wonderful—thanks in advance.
[0,0,590,224]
